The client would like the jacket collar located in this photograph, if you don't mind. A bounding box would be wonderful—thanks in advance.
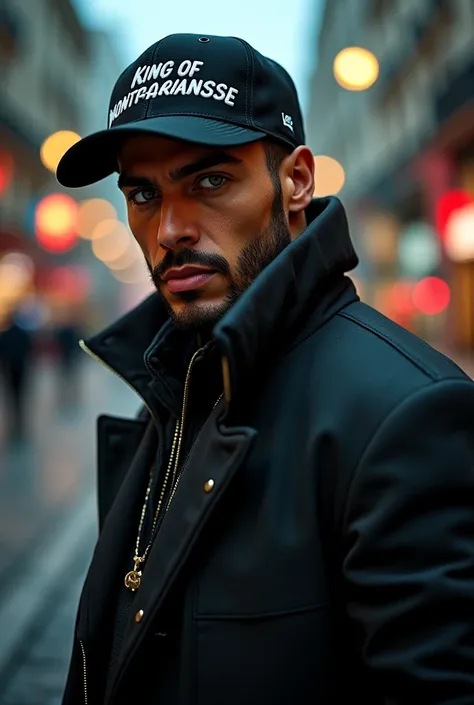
[82,196,359,411]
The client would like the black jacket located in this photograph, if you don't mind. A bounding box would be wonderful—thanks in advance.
[63,197,474,705]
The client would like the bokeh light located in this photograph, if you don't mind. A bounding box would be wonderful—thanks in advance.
[412,277,451,315]
[0,148,15,195]
[313,156,345,197]
[0,252,35,324]
[0,253,34,294]
[398,222,441,277]
[444,204,474,262]
[106,242,141,271]
[35,193,78,253]
[90,218,122,242]
[111,260,149,284]
[386,280,416,318]
[362,212,399,266]
[333,47,379,91]
[91,220,133,263]
[40,131,81,173]
[77,199,117,239]
[435,189,472,240]
[45,266,92,303]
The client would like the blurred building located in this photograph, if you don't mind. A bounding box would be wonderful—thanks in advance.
[76,29,152,318]
[306,0,474,349]
[0,0,89,252]
[0,1,149,334]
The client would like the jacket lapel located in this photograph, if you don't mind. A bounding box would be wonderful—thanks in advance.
[107,403,256,698]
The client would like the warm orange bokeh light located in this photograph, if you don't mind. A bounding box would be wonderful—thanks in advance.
[35,194,78,253]
[36,194,77,235]
[313,156,345,197]
[445,204,474,262]
[41,131,81,173]
[91,220,132,262]
[77,199,117,239]
[0,253,34,310]
[333,47,379,91]
[107,245,140,271]
[112,260,149,284]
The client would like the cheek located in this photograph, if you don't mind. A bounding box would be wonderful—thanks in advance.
[215,188,274,266]
[127,211,159,261]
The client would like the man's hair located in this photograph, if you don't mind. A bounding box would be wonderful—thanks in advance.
[263,140,292,188]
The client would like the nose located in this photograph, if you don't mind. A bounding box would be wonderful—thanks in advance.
[157,198,200,250]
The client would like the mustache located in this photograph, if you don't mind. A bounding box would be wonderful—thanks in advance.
[152,247,230,282]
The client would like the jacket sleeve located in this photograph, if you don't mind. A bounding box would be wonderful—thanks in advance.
[341,379,474,704]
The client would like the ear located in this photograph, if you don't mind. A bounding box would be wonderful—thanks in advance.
[282,146,314,215]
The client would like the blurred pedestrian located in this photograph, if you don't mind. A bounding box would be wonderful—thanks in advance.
[53,321,82,409]
[57,33,474,705]
[0,308,34,440]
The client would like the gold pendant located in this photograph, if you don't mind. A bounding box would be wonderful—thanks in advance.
[124,556,144,591]
[124,569,142,591]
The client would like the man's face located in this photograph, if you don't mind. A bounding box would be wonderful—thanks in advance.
[118,135,292,330]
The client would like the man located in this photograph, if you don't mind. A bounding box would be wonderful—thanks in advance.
[57,33,474,705]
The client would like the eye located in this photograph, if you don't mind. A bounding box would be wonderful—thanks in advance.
[198,175,228,190]
[128,188,158,205]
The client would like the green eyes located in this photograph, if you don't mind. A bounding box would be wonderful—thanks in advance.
[128,174,228,206]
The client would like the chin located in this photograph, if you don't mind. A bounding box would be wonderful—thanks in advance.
[170,298,232,332]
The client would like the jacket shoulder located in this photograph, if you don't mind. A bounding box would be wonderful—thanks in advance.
[334,300,469,384]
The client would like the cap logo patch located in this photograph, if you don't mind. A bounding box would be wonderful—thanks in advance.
[281,113,294,132]
[109,59,240,127]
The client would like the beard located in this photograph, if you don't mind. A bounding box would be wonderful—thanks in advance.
[148,188,291,331]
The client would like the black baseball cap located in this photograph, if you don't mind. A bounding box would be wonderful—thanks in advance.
[56,33,305,188]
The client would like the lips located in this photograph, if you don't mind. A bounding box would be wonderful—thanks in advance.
[163,266,216,293]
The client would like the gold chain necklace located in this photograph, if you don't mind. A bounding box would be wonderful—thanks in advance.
[124,346,223,592]
[124,418,181,592]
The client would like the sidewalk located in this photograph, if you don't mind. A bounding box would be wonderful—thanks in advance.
[0,354,140,702]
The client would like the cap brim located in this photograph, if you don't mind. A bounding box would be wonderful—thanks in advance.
[56,116,266,188]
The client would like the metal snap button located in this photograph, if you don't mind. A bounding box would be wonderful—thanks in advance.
[135,609,144,623]
[204,479,215,493]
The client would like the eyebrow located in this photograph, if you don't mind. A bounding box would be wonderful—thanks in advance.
[169,151,243,181]
[117,151,243,191]
[117,173,156,190]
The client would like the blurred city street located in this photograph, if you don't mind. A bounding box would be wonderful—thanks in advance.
[1,0,474,701]
[0,356,140,704]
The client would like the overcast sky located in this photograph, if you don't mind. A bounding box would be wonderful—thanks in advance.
[73,0,324,113]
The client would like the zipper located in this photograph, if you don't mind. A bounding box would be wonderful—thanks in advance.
[79,339,153,416]
[166,391,223,510]
[108,345,222,703]
[79,639,88,705]
[140,345,209,555]
[168,346,205,490]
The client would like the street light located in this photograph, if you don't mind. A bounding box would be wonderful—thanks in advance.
[333,47,379,91]
[40,131,81,174]
[35,193,78,253]
[313,156,345,197]
[444,204,474,262]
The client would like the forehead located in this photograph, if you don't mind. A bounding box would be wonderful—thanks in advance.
[117,134,264,172]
